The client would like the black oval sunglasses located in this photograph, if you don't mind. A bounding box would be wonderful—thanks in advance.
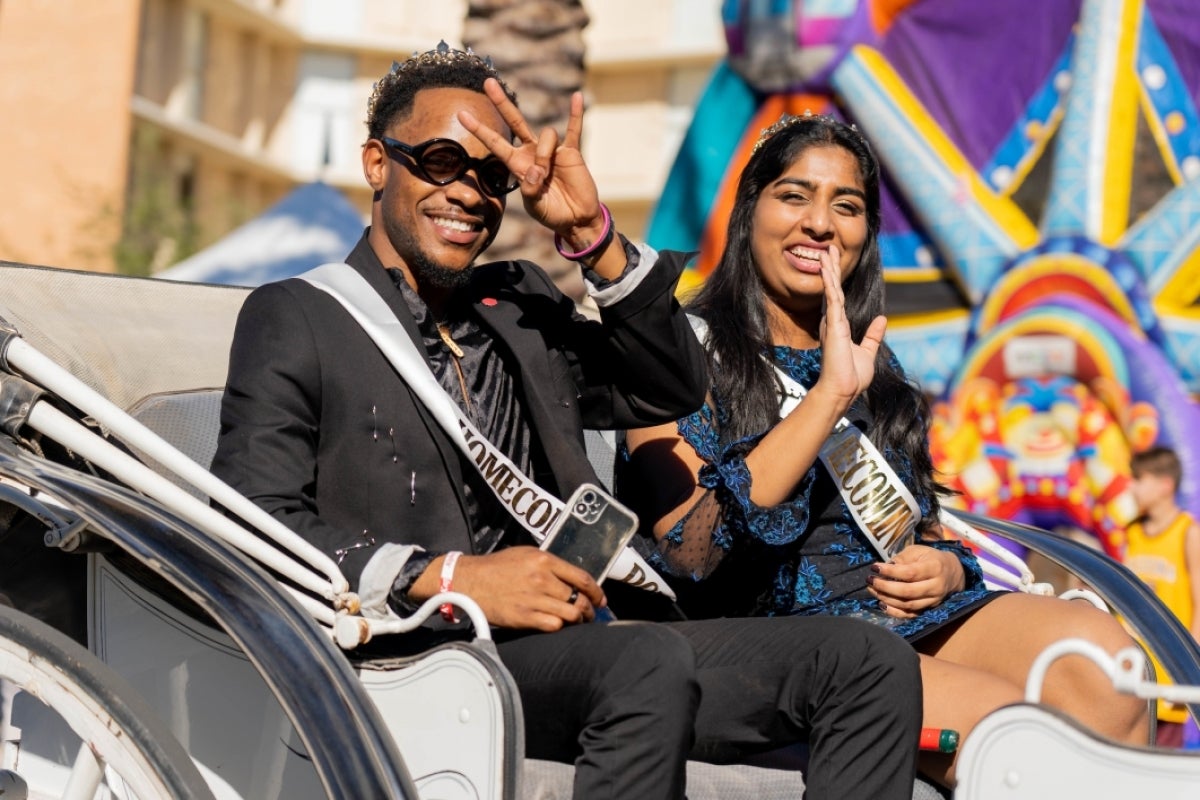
[380,137,519,198]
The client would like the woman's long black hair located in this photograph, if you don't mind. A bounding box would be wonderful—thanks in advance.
[686,114,947,524]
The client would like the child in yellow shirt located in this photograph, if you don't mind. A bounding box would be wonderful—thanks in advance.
[1126,446,1200,747]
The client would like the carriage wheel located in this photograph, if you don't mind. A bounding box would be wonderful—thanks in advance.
[0,602,216,799]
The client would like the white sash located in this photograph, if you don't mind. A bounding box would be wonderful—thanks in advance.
[301,263,674,598]
[773,367,919,559]
[689,315,918,560]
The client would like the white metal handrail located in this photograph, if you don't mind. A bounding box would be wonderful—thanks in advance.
[25,401,339,626]
[1026,638,1200,707]
[5,337,352,600]
[6,334,496,648]
[941,509,1057,595]
[334,592,493,650]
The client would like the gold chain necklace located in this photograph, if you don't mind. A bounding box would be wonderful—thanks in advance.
[435,321,472,414]
[435,322,464,358]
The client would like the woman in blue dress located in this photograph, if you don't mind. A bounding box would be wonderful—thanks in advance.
[621,113,1149,787]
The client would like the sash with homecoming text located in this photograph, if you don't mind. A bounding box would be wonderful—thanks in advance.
[302,263,675,598]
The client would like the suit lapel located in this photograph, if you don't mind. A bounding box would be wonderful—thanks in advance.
[469,265,596,497]
[468,266,559,427]
[344,238,426,351]
[342,237,474,530]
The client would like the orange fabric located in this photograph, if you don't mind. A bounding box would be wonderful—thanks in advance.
[870,0,922,34]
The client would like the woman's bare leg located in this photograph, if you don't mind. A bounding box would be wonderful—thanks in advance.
[914,593,1151,786]
[915,653,1022,786]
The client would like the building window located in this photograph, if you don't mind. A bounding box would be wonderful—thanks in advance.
[293,51,357,177]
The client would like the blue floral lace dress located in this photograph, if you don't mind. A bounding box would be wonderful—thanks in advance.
[645,345,1002,642]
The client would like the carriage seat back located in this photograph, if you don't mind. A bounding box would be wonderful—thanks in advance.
[126,389,225,501]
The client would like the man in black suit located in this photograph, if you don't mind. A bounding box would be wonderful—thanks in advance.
[212,45,921,799]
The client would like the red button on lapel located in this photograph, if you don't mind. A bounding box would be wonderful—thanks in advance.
[481,297,498,306]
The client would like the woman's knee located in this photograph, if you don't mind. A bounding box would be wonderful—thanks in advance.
[1047,651,1149,742]
[1033,602,1150,740]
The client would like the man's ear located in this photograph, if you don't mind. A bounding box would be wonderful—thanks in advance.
[363,140,388,191]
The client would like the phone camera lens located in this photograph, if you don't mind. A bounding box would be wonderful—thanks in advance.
[575,502,589,514]
[581,491,597,504]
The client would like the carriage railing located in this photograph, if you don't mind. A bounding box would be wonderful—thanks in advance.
[939,507,1060,596]
[0,322,491,648]
[1026,638,1200,707]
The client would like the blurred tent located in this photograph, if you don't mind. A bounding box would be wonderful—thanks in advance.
[157,182,364,286]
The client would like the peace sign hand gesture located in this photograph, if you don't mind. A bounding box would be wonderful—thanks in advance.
[457,77,605,247]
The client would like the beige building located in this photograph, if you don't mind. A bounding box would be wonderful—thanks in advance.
[0,0,722,275]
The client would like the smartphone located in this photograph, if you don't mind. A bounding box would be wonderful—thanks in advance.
[540,483,639,583]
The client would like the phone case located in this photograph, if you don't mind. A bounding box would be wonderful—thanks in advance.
[539,483,639,583]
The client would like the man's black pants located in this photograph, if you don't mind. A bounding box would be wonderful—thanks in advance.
[497,614,922,799]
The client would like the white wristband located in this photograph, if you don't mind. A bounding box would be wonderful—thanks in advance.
[438,551,462,623]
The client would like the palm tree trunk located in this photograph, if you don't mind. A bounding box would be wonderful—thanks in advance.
[464,0,593,307]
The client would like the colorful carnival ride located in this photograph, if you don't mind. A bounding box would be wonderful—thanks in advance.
[649,0,1200,553]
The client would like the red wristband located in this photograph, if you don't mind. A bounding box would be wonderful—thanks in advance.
[439,551,462,623]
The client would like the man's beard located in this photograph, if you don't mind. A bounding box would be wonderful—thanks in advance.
[411,250,472,290]
[386,216,475,291]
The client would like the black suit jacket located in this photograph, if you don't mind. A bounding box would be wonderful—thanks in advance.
[211,233,705,592]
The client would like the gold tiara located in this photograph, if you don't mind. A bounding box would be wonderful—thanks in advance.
[367,40,513,122]
[752,110,861,154]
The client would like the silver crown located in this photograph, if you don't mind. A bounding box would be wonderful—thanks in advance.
[367,40,512,122]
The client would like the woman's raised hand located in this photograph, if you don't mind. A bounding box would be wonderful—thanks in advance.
[457,77,604,241]
[813,245,887,407]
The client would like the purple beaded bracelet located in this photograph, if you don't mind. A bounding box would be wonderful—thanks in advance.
[554,204,614,262]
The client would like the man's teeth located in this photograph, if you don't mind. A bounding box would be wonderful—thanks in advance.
[788,246,823,261]
[434,217,475,232]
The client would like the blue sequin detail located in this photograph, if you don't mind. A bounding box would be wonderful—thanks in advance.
[665,345,999,639]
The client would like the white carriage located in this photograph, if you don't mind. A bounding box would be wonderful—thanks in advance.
[0,261,1198,799]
